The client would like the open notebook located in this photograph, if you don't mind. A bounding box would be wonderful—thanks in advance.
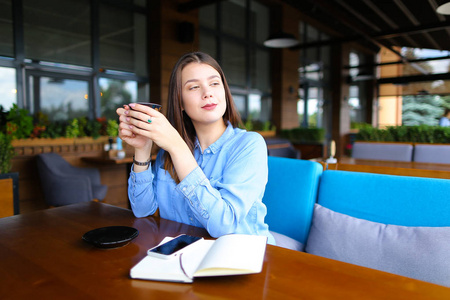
[130,234,267,283]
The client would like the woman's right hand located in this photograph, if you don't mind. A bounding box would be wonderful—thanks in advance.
[116,104,153,152]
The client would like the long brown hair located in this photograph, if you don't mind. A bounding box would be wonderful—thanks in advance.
[164,52,242,182]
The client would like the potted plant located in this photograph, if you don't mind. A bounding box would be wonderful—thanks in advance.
[0,131,19,215]
[0,132,14,174]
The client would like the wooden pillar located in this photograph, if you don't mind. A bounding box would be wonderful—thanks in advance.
[270,4,300,132]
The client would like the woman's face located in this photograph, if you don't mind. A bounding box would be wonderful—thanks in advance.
[181,62,227,128]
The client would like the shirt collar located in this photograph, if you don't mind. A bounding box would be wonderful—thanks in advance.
[194,122,234,154]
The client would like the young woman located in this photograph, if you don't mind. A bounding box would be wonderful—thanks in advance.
[116,52,274,244]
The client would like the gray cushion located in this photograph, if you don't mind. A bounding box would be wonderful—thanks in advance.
[352,142,413,161]
[413,144,450,164]
[270,231,304,252]
[305,204,450,287]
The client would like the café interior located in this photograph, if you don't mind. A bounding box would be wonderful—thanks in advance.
[2,0,450,298]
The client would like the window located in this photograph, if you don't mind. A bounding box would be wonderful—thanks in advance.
[378,47,450,126]
[298,22,329,128]
[1,0,148,122]
[23,0,91,67]
[100,78,137,120]
[0,0,14,58]
[0,66,16,110]
[35,76,89,121]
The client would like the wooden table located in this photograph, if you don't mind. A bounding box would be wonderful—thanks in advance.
[1,202,450,299]
[337,157,450,171]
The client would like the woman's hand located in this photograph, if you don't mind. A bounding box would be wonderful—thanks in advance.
[118,103,197,180]
[116,104,153,152]
[117,103,186,153]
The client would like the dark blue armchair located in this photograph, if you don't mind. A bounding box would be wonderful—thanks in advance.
[36,153,108,207]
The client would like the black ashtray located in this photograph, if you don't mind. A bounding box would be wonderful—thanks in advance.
[82,226,139,249]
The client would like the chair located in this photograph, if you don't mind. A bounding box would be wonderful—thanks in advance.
[413,144,450,164]
[36,153,108,207]
[265,138,301,159]
[352,142,413,161]
[262,156,323,250]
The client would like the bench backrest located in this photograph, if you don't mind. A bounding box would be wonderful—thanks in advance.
[352,142,413,162]
[263,157,322,244]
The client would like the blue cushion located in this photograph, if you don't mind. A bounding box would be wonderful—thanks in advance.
[317,170,450,226]
[306,204,450,287]
[263,157,322,244]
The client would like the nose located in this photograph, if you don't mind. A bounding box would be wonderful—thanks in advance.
[202,88,213,99]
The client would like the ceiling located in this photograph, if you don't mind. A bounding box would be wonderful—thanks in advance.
[283,0,450,55]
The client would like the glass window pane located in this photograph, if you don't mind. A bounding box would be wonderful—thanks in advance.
[0,0,13,57]
[252,49,270,92]
[199,3,216,29]
[249,94,261,119]
[233,94,246,117]
[250,1,269,44]
[37,76,89,121]
[23,0,91,66]
[100,4,147,76]
[221,0,246,39]
[222,39,246,87]
[100,78,137,120]
[0,66,16,110]
[199,31,217,58]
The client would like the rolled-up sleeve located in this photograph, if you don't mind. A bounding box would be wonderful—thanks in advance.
[128,164,158,217]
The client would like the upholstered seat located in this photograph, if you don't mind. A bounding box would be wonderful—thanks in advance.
[413,144,450,164]
[265,138,301,159]
[306,170,450,287]
[263,156,322,250]
[36,153,108,207]
[352,142,413,161]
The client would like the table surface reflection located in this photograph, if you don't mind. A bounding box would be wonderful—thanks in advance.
[1,202,449,299]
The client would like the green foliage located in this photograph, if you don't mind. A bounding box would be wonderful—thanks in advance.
[241,117,276,132]
[0,132,15,174]
[65,118,81,138]
[106,119,119,137]
[280,127,325,143]
[356,125,450,144]
[6,104,34,139]
[85,118,103,139]
[402,95,443,126]
[2,106,116,140]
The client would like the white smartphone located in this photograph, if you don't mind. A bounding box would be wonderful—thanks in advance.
[147,234,203,259]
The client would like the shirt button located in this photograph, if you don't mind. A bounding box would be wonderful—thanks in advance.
[206,149,211,153]
[182,187,187,191]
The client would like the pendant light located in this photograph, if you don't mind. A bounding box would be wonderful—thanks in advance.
[264,32,299,48]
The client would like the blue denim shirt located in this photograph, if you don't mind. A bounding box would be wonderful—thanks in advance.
[128,123,275,244]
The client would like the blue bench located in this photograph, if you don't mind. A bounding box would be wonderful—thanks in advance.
[263,157,450,287]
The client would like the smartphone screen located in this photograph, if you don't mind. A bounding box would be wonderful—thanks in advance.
[148,235,202,257]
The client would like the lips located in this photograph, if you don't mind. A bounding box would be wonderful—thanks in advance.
[202,103,217,110]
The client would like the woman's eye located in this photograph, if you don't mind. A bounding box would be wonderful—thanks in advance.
[211,82,220,86]
[189,85,199,90]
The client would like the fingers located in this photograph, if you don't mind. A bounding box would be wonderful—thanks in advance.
[129,103,162,117]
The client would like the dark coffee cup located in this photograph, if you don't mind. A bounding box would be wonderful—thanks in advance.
[132,102,162,112]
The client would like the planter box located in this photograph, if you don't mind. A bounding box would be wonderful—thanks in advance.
[256,130,276,138]
[0,172,19,217]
